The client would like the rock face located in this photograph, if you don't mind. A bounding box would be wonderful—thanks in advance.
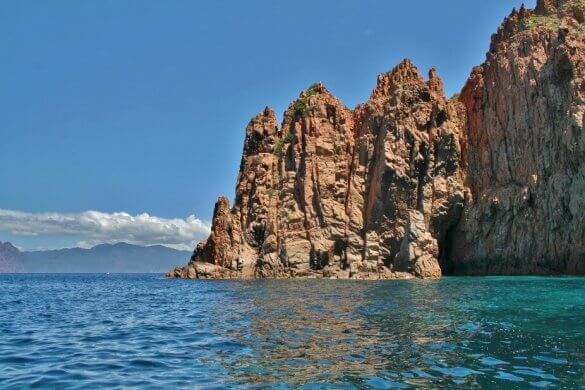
[170,69,465,280]
[394,211,442,279]
[169,0,585,279]
[346,61,465,279]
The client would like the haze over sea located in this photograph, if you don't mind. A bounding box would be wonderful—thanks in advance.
[0,274,583,389]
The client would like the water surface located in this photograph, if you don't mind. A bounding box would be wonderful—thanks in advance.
[0,274,584,388]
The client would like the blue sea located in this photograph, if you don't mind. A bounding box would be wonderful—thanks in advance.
[0,275,584,389]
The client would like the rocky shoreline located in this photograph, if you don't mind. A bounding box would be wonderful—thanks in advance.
[166,262,417,280]
[169,0,585,280]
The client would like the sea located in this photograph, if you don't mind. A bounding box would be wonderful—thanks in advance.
[0,274,584,389]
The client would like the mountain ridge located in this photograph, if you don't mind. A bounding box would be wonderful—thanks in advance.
[0,241,190,273]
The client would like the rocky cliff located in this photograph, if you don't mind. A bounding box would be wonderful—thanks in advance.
[169,0,585,279]
[449,0,585,275]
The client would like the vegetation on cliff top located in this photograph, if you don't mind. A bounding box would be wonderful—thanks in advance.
[561,0,585,13]
[525,14,563,30]
[286,83,321,120]
[524,0,585,32]
[273,83,321,158]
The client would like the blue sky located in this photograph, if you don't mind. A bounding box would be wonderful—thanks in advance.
[0,0,535,250]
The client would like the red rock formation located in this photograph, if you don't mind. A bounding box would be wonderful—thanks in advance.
[168,0,585,279]
[275,83,356,276]
[170,66,465,279]
[346,60,465,279]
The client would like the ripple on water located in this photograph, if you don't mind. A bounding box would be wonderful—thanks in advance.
[534,355,568,365]
[512,366,558,380]
[430,365,480,378]
[362,375,408,389]
[494,370,524,382]
[529,380,554,388]
[479,357,509,366]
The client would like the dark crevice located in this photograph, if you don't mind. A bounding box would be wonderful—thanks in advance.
[418,88,432,102]
[252,223,265,249]
[436,109,448,128]
[312,166,326,227]
[310,247,329,270]
[438,225,456,275]
[416,142,430,212]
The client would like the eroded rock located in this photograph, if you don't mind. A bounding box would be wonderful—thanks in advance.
[394,211,441,279]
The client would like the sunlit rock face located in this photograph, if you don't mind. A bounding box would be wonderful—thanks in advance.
[169,67,465,280]
[347,60,465,279]
[168,0,585,279]
[448,0,585,274]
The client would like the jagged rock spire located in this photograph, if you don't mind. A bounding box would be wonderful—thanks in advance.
[243,106,279,155]
[427,67,446,97]
[371,59,426,100]
[535,0,558,15]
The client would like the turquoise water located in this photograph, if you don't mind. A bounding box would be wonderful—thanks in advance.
[0,275,584,388]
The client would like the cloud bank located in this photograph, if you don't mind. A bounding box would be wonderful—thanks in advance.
[0,209,211,251]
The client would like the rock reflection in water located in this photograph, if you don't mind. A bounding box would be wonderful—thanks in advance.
[244,282,379,386]
[204,279,585,388]
[216,281,457,387]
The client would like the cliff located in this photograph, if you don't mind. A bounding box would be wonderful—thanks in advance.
[169,0,585,279]
[450,0,585,274]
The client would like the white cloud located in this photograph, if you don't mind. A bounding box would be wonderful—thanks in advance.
[0,209,211,251]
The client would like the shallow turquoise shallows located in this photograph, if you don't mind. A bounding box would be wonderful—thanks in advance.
[0,275,584,389]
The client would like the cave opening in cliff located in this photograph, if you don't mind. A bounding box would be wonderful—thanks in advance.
[438,226,456,275]
[252,224,265,249]
[310,249,329,270]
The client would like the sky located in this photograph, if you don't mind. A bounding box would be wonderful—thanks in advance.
[0,0,536,250]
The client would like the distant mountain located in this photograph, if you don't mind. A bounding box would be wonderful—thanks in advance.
[0,241,191,273]
[0,242,20,273]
